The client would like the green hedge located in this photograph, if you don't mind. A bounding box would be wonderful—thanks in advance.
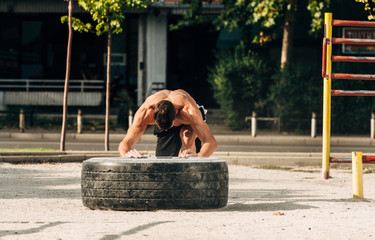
[208,45,273,130]
[268,65,322,132]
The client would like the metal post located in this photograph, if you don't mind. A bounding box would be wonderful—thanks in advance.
[77,109,82,134]
[251,111,257,137]
[128,109,133,129]
[311,112,317,138]
[371,113,375,139]
[322,12,333,179]
[352,152,363,199]
[19,109,24,133]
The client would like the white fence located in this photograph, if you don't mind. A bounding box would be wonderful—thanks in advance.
[0,79,104,92]
[0,79,104,108]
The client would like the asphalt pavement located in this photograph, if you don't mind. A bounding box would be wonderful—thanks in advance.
[1,129,375,167]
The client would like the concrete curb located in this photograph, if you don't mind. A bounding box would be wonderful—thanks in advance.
[0,151,369,167]
[0,154,87,164]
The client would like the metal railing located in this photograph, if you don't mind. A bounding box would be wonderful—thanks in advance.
[0,79,104,92]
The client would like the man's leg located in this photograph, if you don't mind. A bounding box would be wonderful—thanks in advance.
[179,104,206,155]
[179,125,197,156]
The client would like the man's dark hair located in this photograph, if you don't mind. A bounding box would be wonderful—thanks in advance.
[154,100,176,130]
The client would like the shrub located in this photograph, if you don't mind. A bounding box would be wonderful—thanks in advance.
[208,45,273,130]
[268,65,322,132]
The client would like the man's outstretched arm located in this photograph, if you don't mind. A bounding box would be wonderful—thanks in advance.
[118,108,151,157]
[191,121,217,157]
[118,124,147,157]
[179,119,217,158]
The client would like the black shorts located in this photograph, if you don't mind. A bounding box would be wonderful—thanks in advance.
[154,105,207,156]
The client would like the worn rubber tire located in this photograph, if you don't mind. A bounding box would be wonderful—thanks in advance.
[81,157,228,210]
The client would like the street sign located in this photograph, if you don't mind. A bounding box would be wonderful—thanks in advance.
[342,28,375,54]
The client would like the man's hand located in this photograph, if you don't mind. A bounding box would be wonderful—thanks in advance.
[123,149,144,158]
[180,149,198,158]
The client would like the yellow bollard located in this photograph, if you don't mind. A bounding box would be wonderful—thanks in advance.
[19,109,25,133]
[352,152,363,199]
[77,109,82,134]
[251,111,257,138]
[128,109,133,129]
[322,12,333,179]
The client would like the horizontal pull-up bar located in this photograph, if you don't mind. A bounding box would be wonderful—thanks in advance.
[331,73,375,80]
[331,89,375,96]
[333,19,375,27]
[332,38,375,45]
[332,55,375,63]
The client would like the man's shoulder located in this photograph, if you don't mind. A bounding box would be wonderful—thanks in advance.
[133,108,155,127]
[170,89,192,99]
[177,104,203,125]
[169,90,196,106]
[172,89,189,94]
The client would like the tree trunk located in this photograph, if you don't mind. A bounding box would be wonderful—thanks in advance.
[280,0,298,69]
[60,0,73,151]
[104,25,112,151]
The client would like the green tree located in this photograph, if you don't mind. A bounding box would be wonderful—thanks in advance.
[173,0,330,68]
[355,0,375,20]
[174,0,331,131]
[62,0,151,151]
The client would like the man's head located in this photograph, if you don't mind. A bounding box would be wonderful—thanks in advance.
[154,100,176,131]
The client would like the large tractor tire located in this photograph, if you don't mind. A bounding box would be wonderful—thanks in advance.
[81,157,228,210]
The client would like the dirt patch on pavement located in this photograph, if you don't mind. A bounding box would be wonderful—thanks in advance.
[0,162,374,240]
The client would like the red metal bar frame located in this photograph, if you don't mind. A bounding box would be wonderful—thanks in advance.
[331,73,375,80]
[327,18,375,165]
[322,38,327,78]
[331,90,375,96]
[330,157,351,163]
[332,55,375,63]
[332,19,375,27]
[363,155,375,162]
[332,38,375,45]
[330,156,375,163]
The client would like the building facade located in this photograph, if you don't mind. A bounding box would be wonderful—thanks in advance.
[0,0,223,112]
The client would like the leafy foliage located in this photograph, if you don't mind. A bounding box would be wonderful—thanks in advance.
[61,0,151,35]
[172,0,330,43]
[307,0,329,34]
[268,65,322,132]
[208,45,273,130]
[355,0,375,20]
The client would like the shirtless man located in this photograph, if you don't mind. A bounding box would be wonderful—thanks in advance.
[118,89,217,158]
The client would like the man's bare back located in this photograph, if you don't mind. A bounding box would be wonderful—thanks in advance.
[118,89,217,158]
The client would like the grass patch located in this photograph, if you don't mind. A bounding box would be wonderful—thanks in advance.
[363,168,375,174]
[0,148,59,152]
[292,169,320,173]
[255,166,320,173]
[255,166,293,171]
